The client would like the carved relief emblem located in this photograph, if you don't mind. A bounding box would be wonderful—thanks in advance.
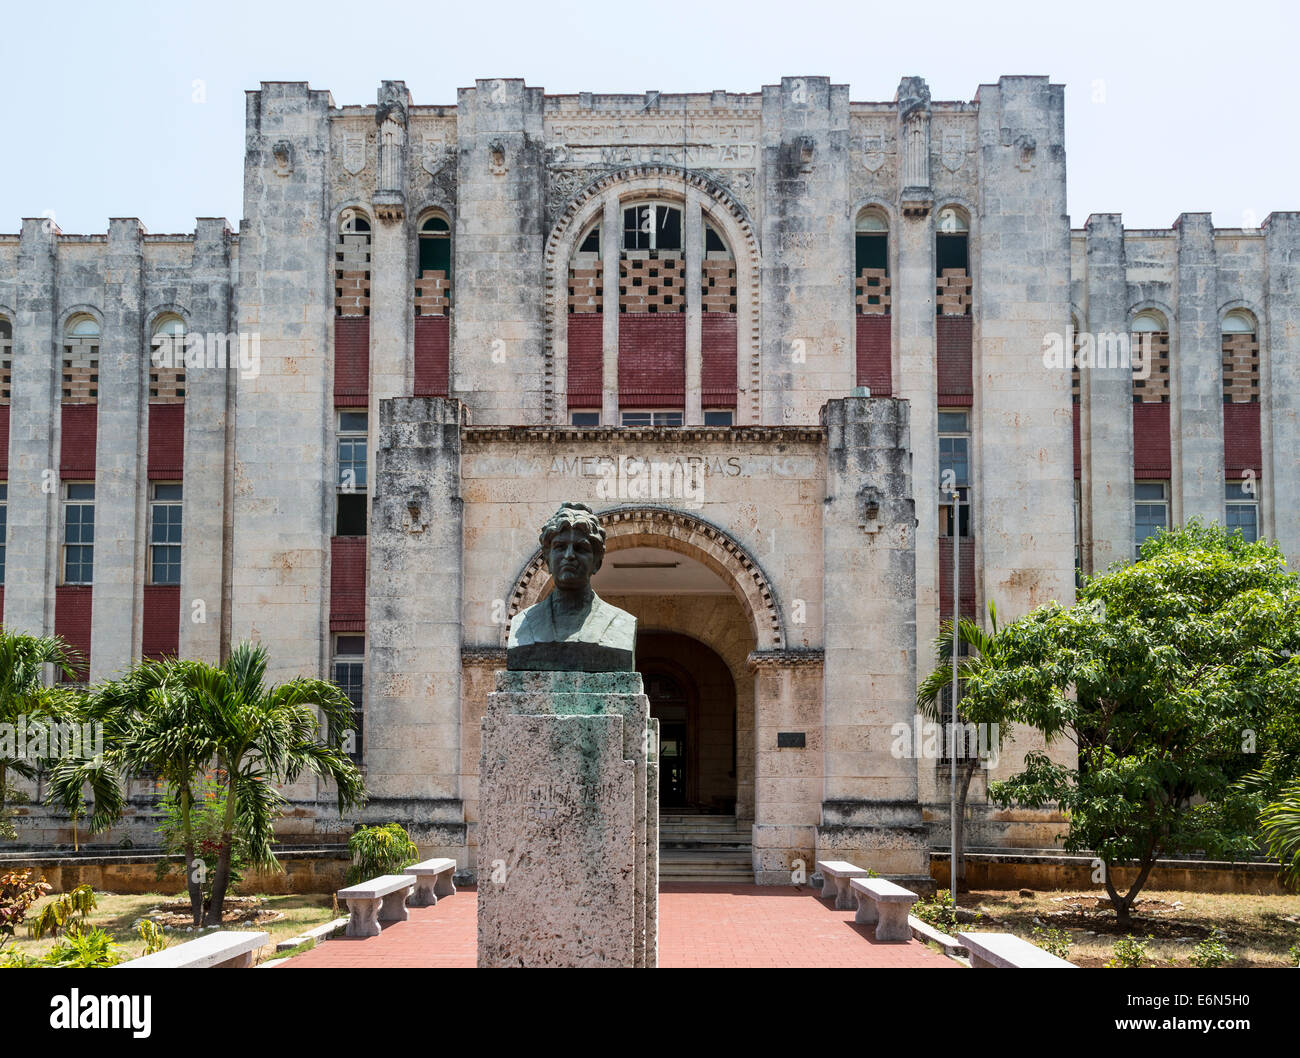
[862,133,887,172]
[272,141,294,176]
[422,133,452,177]
[940,130,966,172]
[343,131,367,175]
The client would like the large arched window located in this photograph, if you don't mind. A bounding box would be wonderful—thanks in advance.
[414,213,451,316]
[335,210,371,317]
[568,218,602,314]
[935,206,971,315]
[1131,310,1170,403]
[854,209,889,315]
[63,315,101,403]
[149,315,186,403]
[1221,310,1259,403]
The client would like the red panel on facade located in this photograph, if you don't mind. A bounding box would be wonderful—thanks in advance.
[0,588,5,623]
[701,314,738,408]
[1223,401,1262,473]
[566,314,603,408]
[54,585,92,681]
[414,315,450,398]
[1073,404,1081,480]
[936,315,973,405]
[1132,402,1172,475]
[618,314,685,407]
[141,585,181,660]
[147,403,185,480]
[60,405,98,477]
[855,314,892,396]
[330,536,366,632]
[938,537,977,618]
[334,317,370,406]
[0,405,9,477]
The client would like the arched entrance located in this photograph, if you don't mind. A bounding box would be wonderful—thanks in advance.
[638,632,737,814]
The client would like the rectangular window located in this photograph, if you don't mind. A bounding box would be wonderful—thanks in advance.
[620,410,684,428]
[1225,479,1259,543]
[938,411,971,537]
[570,411,600,427]
[623,205,681,252]
[336,411,368,537]
[1134,481,1169,556]
[337,411,368,492]
[0,483,6,586]
[703,410,734,426]
[149,482,183,585]
[333,635,365,761]
[63,483,95,585]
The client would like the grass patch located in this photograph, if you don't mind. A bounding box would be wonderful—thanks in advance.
[2,891,338,966]
[956,888,1300,968]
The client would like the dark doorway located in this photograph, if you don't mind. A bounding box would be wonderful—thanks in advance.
[637,632,737,814]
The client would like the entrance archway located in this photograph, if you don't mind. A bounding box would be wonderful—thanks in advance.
[638,632,737,814]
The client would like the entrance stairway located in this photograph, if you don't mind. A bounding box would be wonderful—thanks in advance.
[658,814,753,883]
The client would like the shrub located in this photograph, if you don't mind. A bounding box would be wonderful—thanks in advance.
[348,823,419,884]
[1031,925,1072,960]
[43,926,125,968]
[154,775,247,901]
[0,871,52,949]
[30,884,97,941]
[1190,928,1235,968]
[136,919,167,956]
[1107,934,1152,968]
[911,889,980,933]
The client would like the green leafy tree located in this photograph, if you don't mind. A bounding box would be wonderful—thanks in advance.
[916,602,1013,891]
[1260,776,1300,887]
[962,522,1300,927]
[0,630,82,839]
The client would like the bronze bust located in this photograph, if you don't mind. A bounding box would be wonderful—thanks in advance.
[507,503,637,672]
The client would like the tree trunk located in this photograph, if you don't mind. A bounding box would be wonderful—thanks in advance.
[180,784,203,928]
[203,769,240,927]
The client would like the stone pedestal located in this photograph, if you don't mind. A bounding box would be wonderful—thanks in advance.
[477,670,658,967]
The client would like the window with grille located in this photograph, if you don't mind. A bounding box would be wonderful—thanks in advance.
[63,483,95,584]
[938,410,971,537]
[336,411,368,537]
[1225,478,1259,542]
[149,483,182,585]
[333,635,365,761]
[1134,481,1169,556]
[1131,312,1171,403]
[620,410,684,428]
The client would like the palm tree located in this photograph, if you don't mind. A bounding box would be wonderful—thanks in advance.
[916,602,1011,893]
[178,642,365,925]
[0,629,83,839]
[1261,777,1300,889]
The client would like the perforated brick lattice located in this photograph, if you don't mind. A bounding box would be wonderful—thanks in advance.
[148,366,186,403]
[702,258,737,313]
[1132,332,1171,403]
[855,268,891,315]
[414,269,451,316]
[568,258,603,313]
[0,351,10,404]
[1071,331,1081,403]
[62,341,99,403]
[1222,332,1260,403]
[936,269,972,315]
[619,254,685,313]
[335,231,371,316]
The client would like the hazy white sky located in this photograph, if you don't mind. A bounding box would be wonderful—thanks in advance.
[3,0,1294,233]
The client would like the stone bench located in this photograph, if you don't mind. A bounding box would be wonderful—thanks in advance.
[119,930,269,968]
[407,857,457,907]
[816,860,872,910]
[956,931,1077,968]
[850,877,918,942]
[337,874,417,938]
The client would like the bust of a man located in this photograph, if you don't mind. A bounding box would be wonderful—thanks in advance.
[507,502,636,672]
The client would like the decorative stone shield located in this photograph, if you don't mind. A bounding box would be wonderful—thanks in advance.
[343,131,366,175]
[862,132,886,172]
[941,130,966,172]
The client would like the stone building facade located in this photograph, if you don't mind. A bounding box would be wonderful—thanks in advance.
[2,76,1296,885]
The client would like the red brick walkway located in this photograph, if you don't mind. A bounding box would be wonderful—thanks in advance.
[283,883,957,968]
